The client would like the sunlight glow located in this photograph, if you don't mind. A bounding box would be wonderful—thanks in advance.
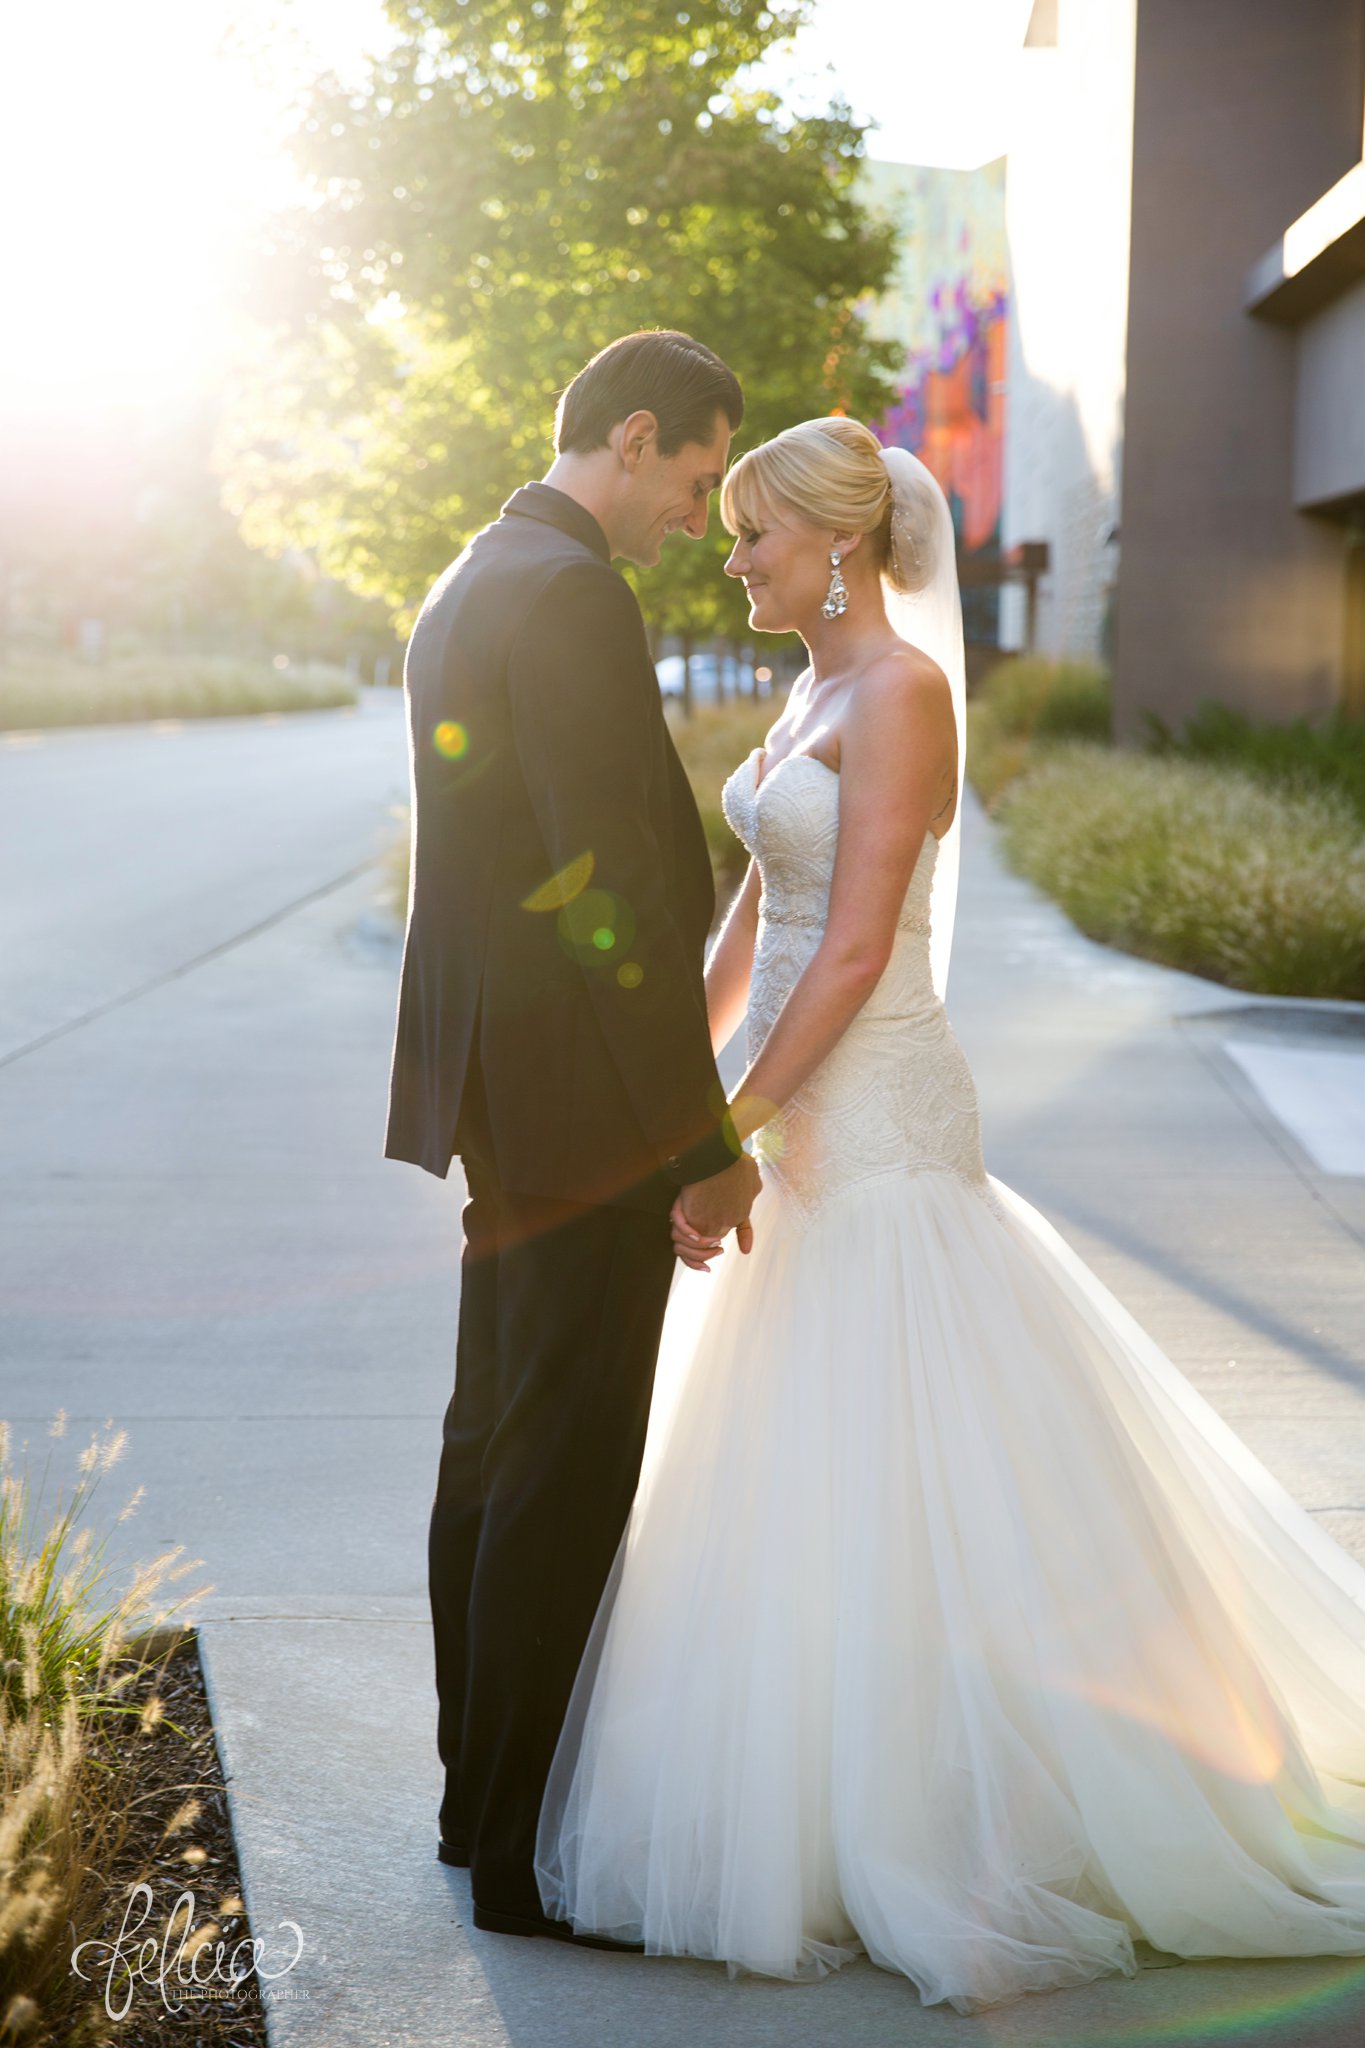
[0,0,1034,442]
[0,0,392,429]
[1282,159,1365,279]
[749,0,1037,170]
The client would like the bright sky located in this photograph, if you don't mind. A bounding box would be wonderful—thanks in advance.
[749,0,1034,170]
[0,0,1032,432]
[0,0,389,431]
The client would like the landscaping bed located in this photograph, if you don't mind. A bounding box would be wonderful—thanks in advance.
[970,659,1365,1001]
[384,661,1365,1001]
[47,1636,267,2048]
[1,1423,267,2047]
[665,696,775,887]
[0,652,357,731]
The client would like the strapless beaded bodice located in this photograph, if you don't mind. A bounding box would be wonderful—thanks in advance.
[720,748,996,1222]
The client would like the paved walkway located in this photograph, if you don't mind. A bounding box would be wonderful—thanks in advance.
[3,705,1364,2045]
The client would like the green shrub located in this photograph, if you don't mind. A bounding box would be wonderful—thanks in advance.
[966,659,1112,810]
[0,651,358,729]
[666,697,777,883]
[996,744,1365,999]
[1144,699,1365,825]
[965,702,1033,809]
[978,657,1112,743]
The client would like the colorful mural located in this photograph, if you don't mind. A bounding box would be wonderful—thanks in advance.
[859,159,1008,639]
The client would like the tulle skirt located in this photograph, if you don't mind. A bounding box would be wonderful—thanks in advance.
[534,1166,1365,2015]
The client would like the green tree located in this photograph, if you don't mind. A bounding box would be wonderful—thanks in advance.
[222,0,903,633]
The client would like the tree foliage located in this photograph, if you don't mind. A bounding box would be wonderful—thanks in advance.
[222,0,904,632]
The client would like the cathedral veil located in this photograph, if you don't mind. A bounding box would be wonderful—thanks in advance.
[878,445,967,1003]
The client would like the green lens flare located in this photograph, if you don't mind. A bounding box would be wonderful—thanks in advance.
[432,720,468,759]
[556,888,637,966]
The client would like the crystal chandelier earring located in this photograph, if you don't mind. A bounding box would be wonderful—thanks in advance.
[822,550,848,620]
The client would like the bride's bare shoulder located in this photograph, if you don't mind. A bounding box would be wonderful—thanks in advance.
[851,641,953,723]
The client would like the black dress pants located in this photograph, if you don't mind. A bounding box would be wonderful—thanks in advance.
[428,1133,677,1914]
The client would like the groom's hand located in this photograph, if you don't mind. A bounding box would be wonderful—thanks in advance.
[671,1155,761,1270]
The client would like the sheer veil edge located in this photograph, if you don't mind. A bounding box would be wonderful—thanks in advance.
[879,443,967,1004]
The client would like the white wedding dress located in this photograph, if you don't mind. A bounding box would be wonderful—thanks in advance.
[535,744,1365,2015]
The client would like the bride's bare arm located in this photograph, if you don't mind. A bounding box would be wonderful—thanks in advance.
[726,653,956,1147]
[703,857,761,1055]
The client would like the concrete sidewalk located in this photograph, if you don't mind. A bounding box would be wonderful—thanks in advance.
[5,725,1364,2044]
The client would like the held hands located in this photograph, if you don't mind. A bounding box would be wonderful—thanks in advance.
[670,1153,761,1272]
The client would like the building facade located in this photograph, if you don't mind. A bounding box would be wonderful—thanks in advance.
[863,0,1365,732]
[1117,0,1365,736]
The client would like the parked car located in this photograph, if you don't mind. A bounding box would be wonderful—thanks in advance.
[655,652,754,702]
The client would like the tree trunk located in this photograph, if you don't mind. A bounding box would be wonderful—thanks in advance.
[681,633,694,721]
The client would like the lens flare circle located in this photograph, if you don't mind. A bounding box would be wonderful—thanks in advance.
[523,850,595,912]
[557,887,637,964]
[432,720,469,760]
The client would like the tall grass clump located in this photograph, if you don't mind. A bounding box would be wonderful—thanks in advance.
[0,652,358,731]
[1144,699,1365,826]
[967,658,1111,808]
[996,745,1365,999]
[666,696,779,883]
[0,1414,207,2042]
[980,657,1113,742]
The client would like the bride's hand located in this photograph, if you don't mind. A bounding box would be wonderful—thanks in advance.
[671,1195,723,1270]
[671,1202,755,1269]
[669,1167,758,1270]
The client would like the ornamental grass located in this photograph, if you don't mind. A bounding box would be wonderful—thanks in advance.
[995,744,1365,1000]
[966,657,1112,809]
[665,695,777,883]
[0,1414,208,2044]
[0,653,357,731]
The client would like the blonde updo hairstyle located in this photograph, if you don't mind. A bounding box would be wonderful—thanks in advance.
[720,415,936,596]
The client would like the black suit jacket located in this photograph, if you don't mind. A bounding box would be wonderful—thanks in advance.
[384,483,736,1208]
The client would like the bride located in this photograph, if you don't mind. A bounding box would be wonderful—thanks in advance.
[533,415,1365,2014]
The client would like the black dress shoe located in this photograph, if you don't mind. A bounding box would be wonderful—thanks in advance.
[471,1901,644,1952]
[437,1836,470,1868]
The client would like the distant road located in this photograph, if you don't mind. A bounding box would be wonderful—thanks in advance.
[0,690,411,1066]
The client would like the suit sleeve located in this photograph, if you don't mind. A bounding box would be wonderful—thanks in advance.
[506,560,736,1188]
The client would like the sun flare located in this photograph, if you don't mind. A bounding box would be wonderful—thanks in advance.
[0,0,391,430]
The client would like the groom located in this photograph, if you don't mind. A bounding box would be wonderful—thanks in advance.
[385,330,760,1944]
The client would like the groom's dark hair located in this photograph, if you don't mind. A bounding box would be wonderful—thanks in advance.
[554,330,743,457]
